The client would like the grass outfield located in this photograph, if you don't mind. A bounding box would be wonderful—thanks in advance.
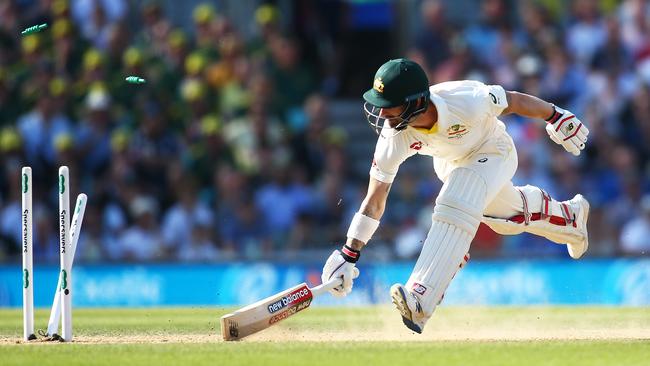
[0,307,648,366]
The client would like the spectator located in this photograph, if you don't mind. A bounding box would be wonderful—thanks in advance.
[181,114,221,179]
[464,0,510,68]
[32,205,60,263]
[71,0,127,50]
[565,0,608,66]
[255,163,314,245]
[619,194,650,255]
[17,86,72,172]
[178,208,220,262]
[291,94,331,181]
[75,204,108,262]
[0,68,21,127]
[618,0,650,55]
[221,197,271,259]
[161,179,214,252]
[192,3,220,57]
[51,19,87,77]
[76,86,114,176]
[248,4,282,65]
[312,171,357,245]
[118,195,164,261]
[433,34,479,84]
[223,93,287,176]
[0,162,22,251]
[517,2,558,56]
[266,34,317,120]
[414,0,451,72]
[135,0,172,57]
[129,99,180,198]
[539,44,588,113]
[212,165,249,256]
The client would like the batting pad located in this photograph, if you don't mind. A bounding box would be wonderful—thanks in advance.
[482,185,582,245]
[406,168,486,320]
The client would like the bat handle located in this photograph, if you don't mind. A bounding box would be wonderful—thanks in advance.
[310,278,343,297]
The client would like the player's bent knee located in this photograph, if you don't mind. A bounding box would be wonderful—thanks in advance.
[433,204,481,233]
[433,167,487,233]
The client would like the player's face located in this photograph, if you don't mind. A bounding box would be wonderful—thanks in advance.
[379,106,407,128]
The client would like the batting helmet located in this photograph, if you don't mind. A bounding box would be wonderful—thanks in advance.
[363,58,430,135]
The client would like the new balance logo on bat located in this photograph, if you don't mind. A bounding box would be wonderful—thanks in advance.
[267,286,312,314]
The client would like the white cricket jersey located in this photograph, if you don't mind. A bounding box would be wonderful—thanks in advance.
[370,80,509,184]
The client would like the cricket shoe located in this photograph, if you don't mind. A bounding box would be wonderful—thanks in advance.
[565,194,590,259]
[390,284,426,334]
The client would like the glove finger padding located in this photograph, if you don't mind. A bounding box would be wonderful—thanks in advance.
[321,249,359,298]
[341,266,361,292]
[546,124,562,145]
[565,139,580,156]
[571,130,587,154]
[577,129,588,144]
[330,286,347,298]
[341,263,359,293]
[330,269,358,298]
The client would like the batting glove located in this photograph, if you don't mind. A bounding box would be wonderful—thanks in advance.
[321,245,361,298]
[545,105,589,156]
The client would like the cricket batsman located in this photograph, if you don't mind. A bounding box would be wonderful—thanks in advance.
[321,58,590,333]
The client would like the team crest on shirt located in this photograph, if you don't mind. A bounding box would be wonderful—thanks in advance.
[447,124,468,139]
[410,141,423,150]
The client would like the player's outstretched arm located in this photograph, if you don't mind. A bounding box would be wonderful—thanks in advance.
[501,91,589,156]
[501,91,554,119]
[347,177,391,250]
[321,177,390,297]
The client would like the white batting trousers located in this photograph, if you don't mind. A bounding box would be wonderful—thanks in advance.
[407,128,585,325]
[406,130,517,319]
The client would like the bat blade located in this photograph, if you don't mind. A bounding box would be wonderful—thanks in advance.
[220,282,314,341]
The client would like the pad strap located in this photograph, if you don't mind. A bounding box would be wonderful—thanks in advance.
[516,188,532,225]
[540,189,551,218]
[512,186,576,227]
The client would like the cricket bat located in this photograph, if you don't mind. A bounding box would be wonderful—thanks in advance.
[220,278,342,341]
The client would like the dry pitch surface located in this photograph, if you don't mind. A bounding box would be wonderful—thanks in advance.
[0,307,648,365]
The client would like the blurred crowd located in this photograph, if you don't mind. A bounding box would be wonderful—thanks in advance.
[0,0,649,263]
[399,0,650,258]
